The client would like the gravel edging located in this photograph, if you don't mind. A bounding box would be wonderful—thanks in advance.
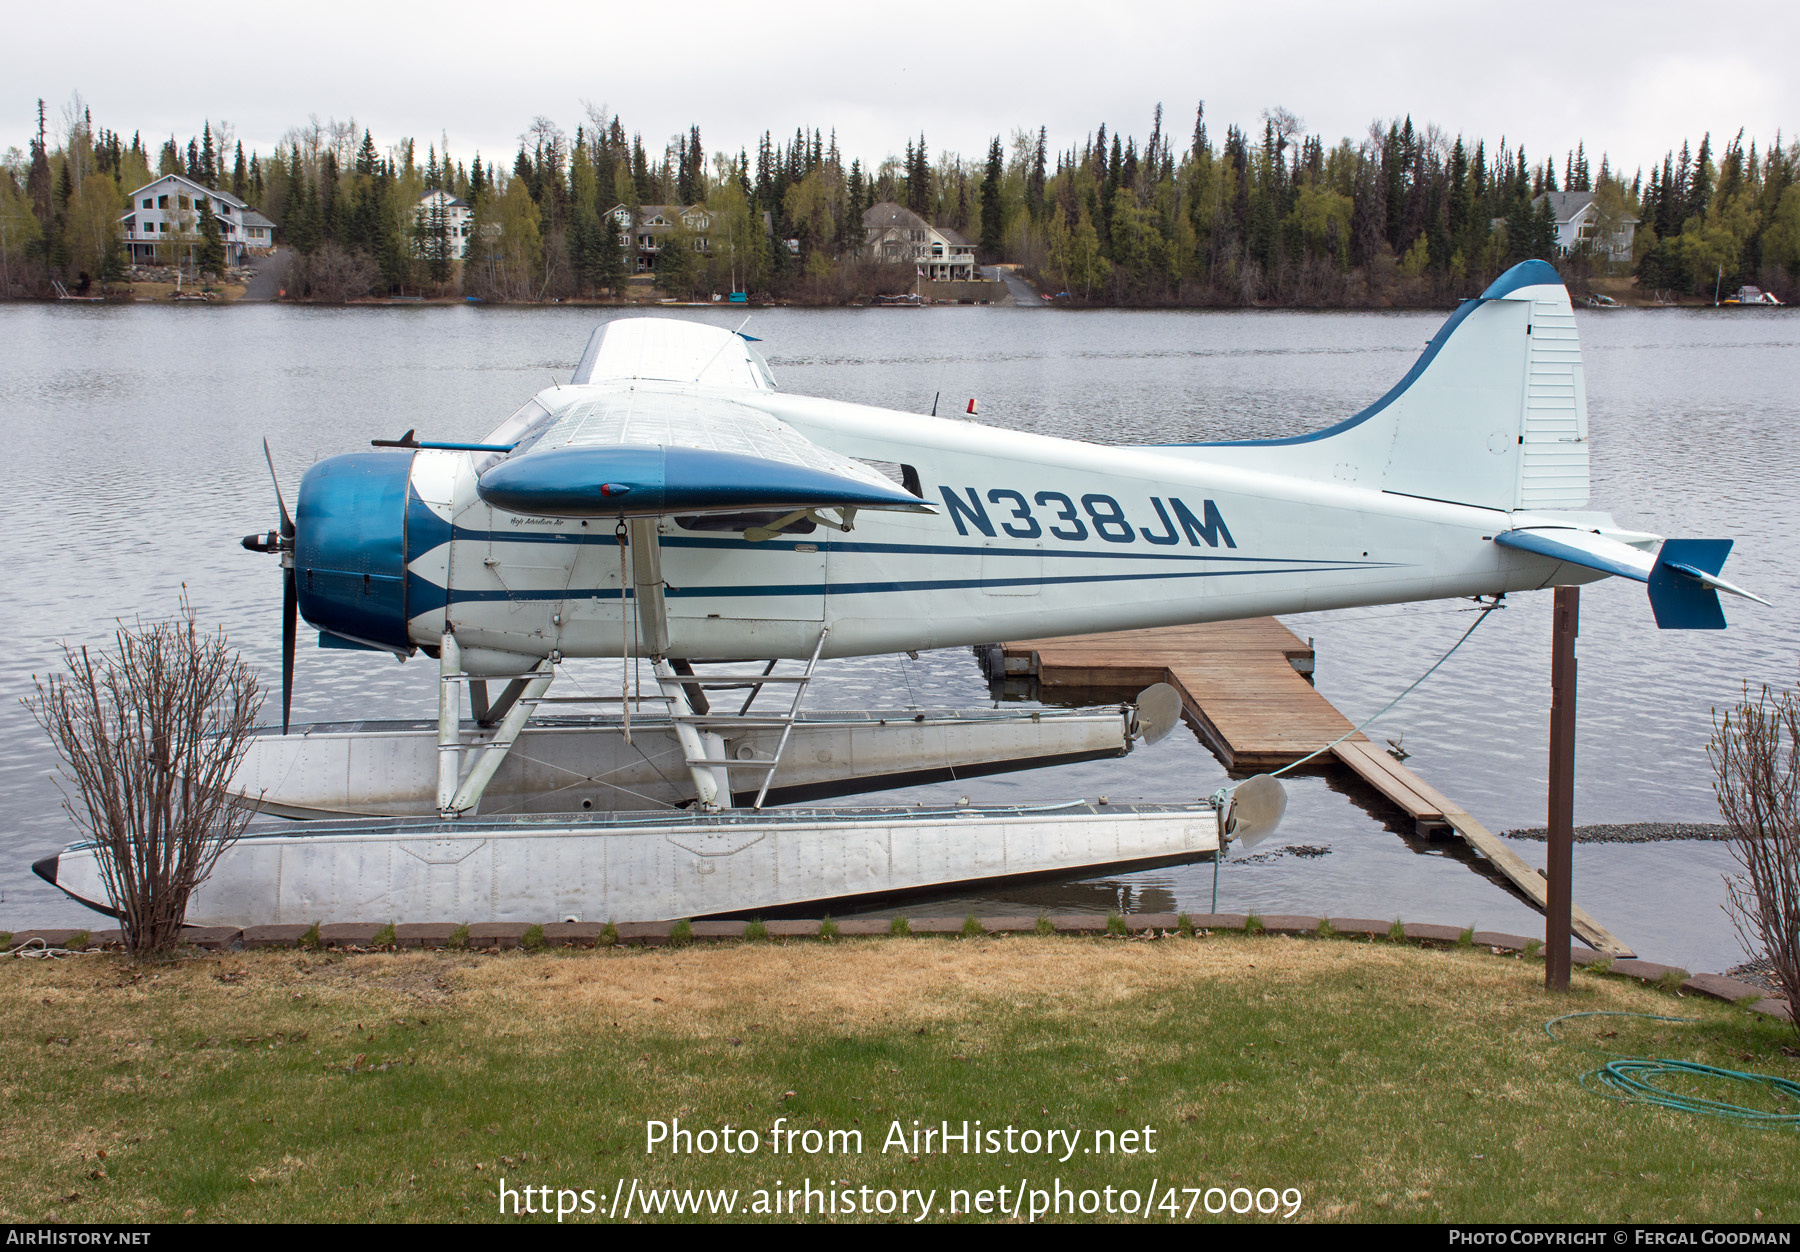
[1501,822,1732,843]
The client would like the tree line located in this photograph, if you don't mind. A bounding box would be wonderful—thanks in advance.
[2,92,1796,304]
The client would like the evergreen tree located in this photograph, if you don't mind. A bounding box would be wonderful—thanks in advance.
[595,205,627,292]
[1689,133,1713,219]
[654,221,697,295]
[424,194,451,284]
[631,135,652,202]
[1029,127,1047,220]
[907,135,931,216]
[319,151,341,244]
[1533,195,1558,260]
[1447,137,1470,246]
[567,204,595,294]
[1504,193,1535,267]
[195,197,226,275]
[201,124,216,187]
[27,105,52,224]
[284,150,318,254]
[232,142,247,200]
[979,136,1005,259]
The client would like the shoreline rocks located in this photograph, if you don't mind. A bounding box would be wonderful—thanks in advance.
[1501,822,1731,844]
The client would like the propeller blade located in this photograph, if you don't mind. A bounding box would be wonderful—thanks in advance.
[263,438,294,538]
[282,563,297,735]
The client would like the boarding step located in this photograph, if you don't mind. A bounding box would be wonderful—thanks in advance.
[527,694,675,705]
[668,715,798,728]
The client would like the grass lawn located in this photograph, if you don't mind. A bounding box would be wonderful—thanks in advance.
[2,933,1793,1224]
[125,281,247,302]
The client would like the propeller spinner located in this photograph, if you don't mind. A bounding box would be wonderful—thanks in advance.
[240,439,297,735]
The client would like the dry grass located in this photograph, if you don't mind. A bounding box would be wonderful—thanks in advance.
[2,935,1793,1223]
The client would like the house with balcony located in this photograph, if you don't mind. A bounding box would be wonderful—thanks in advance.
[863,201,977,280]
[119,174,276,267]
[1533,191,1638,261]
[610,204,714,272]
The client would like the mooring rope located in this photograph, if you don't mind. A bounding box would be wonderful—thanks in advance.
[1208,598,1502,912]
[1268,599,1501,780]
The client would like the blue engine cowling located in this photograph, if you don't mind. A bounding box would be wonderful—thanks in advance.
[294,452,415,653]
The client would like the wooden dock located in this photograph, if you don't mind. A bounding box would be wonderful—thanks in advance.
[1002,620,1632,957]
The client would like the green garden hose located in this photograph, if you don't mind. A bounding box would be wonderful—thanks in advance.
[1546,1011,1800,1128]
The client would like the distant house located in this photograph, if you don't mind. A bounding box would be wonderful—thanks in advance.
[414,190,473,259]
[611,204,714,272]
[119,174,276,267]
[863,202,977,280]
[1532,191,1638,261]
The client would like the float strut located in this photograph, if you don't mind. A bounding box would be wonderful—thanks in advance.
[435,633,463,815]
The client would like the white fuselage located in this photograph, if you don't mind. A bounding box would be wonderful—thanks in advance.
[403,381,1598,667]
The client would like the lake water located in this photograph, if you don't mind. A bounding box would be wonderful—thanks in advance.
[2,299,1795,973]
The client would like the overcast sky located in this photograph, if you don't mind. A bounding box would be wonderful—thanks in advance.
[7,1,1796,181]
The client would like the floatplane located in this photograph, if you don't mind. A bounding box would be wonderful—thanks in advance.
[36,261,1765,927]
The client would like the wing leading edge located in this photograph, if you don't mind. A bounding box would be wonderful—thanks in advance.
[478,444,928,518]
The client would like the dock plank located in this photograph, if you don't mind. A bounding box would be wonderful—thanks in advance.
[1443,811,1632,957]
[1001,618,1633,958]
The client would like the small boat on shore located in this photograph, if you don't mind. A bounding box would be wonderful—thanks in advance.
[1722,285,1784,306]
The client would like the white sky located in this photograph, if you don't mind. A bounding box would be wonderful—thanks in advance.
[7,0,1796,182]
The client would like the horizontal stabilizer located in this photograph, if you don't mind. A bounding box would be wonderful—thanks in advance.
[477,445,932,519]
[1493,527,1654,582]
[1497,529,1766,630]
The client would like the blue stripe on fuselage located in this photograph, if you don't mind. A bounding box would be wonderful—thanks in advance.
[410,526,1391,570]
[407,559,1405,606]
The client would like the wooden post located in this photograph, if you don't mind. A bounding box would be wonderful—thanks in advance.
[1545,586,1579,991]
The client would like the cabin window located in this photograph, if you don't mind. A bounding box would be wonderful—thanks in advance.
[474,398,557,474]
[857,460,925,498]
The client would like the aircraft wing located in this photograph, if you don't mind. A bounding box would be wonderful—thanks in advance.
[480,320,933,520]
[570,317,777,391]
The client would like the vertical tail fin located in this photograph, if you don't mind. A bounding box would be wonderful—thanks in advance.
[1159,259,1589,514]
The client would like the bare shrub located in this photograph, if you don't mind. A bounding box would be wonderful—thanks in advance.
[1709,682,1800,1031]
[785,259,915,306]
[26,597,263,957]
[289,242,378,302]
